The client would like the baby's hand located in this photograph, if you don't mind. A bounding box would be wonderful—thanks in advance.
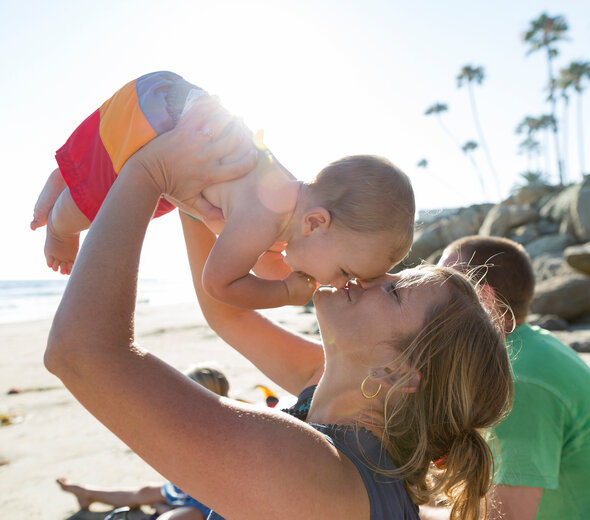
[283,272,319,306]
[253,250,292,281]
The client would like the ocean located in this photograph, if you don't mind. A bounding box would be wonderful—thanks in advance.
[0,278,197,325]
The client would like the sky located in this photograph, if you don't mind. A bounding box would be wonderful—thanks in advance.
[2,0,589,281]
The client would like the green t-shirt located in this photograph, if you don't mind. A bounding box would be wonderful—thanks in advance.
[492,324,590,519]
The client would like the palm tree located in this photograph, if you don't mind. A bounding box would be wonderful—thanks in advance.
[461,140,486,198]
[516,114,556,177]
[560,61,590,178]
[457,64,502,199]
[553,74,570,181]
[523,12,569,185]
[519,171,547,185]
[518,135,542,172]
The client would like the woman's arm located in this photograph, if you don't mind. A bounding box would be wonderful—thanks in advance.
[181,212,325,395]
[45,144,367,520]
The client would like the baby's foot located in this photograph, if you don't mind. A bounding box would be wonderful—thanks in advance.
[56,478,92,510]
[31,168,66,230]
[45,215,79,275]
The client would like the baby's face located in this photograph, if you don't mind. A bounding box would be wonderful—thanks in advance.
[284,228,396,288]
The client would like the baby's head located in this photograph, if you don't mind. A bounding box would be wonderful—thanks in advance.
[285,155,415,287]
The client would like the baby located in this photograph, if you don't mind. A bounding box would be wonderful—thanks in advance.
[31,71,415,309]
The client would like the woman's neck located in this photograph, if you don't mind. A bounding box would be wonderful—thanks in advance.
[306,368,385,438]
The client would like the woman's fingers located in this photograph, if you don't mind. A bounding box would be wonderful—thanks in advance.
[200,106,234,140]
[177,95,221,131]
[216,148,258,180]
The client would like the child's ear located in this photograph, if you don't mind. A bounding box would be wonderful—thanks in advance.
[301,207,332,236]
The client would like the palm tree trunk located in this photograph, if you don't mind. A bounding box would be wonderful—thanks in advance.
[562,96,569,182]
[468,84,502,199]
[578,93,586,178]
[544,131,550,175]
[435,115,463,151]
[546,49,565,184]
[466,154,487,200]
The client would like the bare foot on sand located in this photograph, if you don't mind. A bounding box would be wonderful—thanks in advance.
[56,478,92,510]
[31,168,66,230]
[43,188,90,275]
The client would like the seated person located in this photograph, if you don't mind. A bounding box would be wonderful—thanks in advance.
[436,236,590,520]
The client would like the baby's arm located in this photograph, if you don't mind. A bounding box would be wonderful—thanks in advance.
[202,212,315,309]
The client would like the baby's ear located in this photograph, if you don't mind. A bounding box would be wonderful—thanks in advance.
[301,207,332,235]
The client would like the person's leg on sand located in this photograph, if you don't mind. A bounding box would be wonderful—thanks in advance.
[56,478,165,510]
[45,188,90,275]
[30,168,67,230]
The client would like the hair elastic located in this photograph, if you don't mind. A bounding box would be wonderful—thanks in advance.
[432,453,448,470]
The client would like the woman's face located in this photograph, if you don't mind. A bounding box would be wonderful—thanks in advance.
[313,269,449,355]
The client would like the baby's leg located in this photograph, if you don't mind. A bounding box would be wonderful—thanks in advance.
[45,188,90,275]
[31,168,67,230]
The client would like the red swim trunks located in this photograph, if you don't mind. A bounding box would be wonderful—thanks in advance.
[55,71,203,221]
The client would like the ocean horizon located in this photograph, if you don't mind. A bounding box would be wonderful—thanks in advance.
[0,278,197,325]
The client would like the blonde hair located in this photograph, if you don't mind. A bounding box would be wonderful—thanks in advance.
[377,266,513,520]
[307,155,415,264]
[184,365,230,397]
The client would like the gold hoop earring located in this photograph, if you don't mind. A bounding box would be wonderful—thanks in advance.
[361,372,382,399]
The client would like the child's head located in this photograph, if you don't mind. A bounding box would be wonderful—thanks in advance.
[285,155,415,287]
[184,365,230,397]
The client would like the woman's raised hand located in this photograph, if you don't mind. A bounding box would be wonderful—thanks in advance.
[133,95,257,217]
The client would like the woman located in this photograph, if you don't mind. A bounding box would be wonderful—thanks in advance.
[45,99,512,520]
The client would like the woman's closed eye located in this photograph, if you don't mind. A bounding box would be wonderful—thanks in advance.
[388,283,400,301]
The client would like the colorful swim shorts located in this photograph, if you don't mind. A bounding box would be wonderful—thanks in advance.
[55,71,204,221]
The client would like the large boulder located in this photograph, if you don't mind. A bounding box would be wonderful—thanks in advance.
[530,274,590,320]
[406,215,478,267]
[570,176,590,242]
[525,233,577,259]
[565,242,590,276]
[532,252,578,282]
[479,205,538,237]
[537,218,560,235]
[511,183,557,206]
[509,223,540,245]
[527,313,569,330]
[539,183,579,222]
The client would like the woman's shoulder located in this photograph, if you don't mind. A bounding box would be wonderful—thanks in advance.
[309,423,420,520]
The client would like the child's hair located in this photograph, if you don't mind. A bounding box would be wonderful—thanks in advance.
[307,155,415,264]
[442,235,535,326]
[378,266,513,520]
[184,365,230,397]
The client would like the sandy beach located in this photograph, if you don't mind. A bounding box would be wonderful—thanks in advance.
[0,302,318,519]
[2,300,589,519]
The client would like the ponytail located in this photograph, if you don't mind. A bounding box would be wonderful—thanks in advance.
[443,430,493,520]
